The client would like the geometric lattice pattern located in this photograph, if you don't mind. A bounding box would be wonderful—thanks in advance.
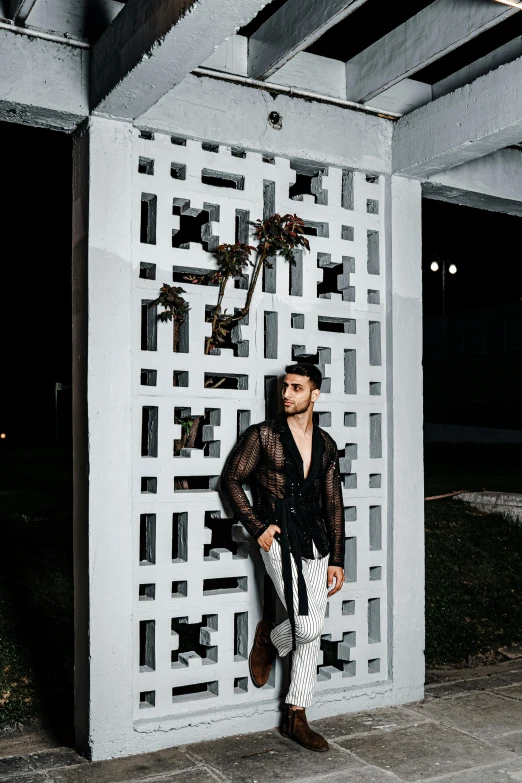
[134,130,387,721]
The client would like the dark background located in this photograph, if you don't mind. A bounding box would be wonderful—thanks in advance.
[0,121,72,447]
[422,199,522,318]
[422,199,522,430]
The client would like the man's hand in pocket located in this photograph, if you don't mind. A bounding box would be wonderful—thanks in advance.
[257,524,281,552]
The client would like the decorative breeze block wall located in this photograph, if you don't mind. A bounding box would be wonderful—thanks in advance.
[133,129,387,724]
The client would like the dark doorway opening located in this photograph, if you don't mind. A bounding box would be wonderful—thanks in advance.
[0,121,73,744]
[422,199,522,432]
[422,198,522,669]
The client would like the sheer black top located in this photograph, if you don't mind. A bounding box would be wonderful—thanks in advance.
[220,411,345,568]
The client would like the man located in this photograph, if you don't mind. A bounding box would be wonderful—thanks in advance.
[221,363,345,752]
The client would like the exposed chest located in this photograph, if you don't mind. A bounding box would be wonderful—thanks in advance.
[264,425,319,484]
[288,430,313,479]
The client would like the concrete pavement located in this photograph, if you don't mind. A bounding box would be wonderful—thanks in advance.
[3,659,522,782]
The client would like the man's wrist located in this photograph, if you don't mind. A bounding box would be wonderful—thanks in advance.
[255,523,271,540]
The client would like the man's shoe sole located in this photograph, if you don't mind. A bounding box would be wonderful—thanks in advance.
[248,647,270,688]
[279,727,329,752]
[248,620,274,688]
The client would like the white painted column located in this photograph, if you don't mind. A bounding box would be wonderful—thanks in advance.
[72,93,425,760]
[386,175,425,700]
[73,116,135,760]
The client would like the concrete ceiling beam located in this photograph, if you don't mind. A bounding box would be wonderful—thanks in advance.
[0,27,88,130]
[423,148,522,217]
[13,0,39,25]
[393,53,522,178]
[140,72,392,174]
[91,0,272,121]
[18,0,124,42]
[346,0,518,104]
[248,0,368,81]
[432,34,522,102]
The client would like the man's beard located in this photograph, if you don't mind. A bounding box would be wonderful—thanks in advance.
[284,397,312,416]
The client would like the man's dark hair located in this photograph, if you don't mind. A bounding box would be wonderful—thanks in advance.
[284,363,323,390]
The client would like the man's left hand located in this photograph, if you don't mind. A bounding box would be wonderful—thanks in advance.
[327,566,345,597]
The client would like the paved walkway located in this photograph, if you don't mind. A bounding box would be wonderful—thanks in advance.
[3,659,522,782]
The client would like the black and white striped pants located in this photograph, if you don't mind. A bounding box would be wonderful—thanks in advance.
[260,538,328,708]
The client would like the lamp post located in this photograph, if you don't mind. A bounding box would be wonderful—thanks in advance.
[430,258,457,317]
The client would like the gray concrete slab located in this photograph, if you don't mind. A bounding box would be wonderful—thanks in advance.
[50,773,216,783]
[337,722,511,781]
[430,760,522,782]
[490,732,522,755]
[8,662,522,782]
[417,691,522,740]
[426,659,522,685]
[0,729,60,759]
[47,747,195,783]
[425,672,522,699]
[309,706,430,740]
[0,756,33,778]
[146,772,218,782]
[493,684,522,701]
[187,728,364,782]
[26,750,87,771]
[301,768,401,783]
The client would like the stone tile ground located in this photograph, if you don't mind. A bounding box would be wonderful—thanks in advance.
[3,660,522,782]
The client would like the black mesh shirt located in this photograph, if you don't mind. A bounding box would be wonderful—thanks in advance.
[220,411,345,568]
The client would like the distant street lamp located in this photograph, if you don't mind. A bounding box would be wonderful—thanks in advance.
[430,257,457,316]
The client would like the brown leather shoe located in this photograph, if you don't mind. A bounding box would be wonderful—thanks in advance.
[249,619,276,687]
[280,706,329,752]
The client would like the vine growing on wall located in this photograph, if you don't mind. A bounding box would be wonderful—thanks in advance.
[204,242,255,355]
[203,213,310,353]
[150,284,190,352]
[151,213,310,445]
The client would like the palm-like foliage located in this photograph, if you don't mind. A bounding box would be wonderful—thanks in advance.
[152,214,310,357]
[150,285,190,323]
[250,213,310,266]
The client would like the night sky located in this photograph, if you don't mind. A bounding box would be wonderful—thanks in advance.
[1,119,520,446]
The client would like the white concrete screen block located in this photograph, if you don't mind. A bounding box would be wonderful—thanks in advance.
[75,115,424,761]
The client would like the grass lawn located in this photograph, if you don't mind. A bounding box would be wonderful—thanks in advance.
[0,447,73,743]
[424,443,522,667]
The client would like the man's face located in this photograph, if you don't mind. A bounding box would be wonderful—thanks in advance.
[282,374,320,415]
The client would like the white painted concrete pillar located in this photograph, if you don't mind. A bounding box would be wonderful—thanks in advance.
[387,175,425,695]
[72,80,425,760]
[72,116,135,759]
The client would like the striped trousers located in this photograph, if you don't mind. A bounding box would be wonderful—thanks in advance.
[260,538,329,708]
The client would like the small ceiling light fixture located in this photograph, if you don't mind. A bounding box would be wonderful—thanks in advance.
[268,111,283,130]
[430,261,439,271]
[0,433,6,439]
[493,0,522,8]
[449,263,457,274]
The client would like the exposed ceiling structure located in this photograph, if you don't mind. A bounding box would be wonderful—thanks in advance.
[0,0,519,111]
[233,0,522,114]
[2,0,522,205]
[0,0,125,42]
[2,0,522,118]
